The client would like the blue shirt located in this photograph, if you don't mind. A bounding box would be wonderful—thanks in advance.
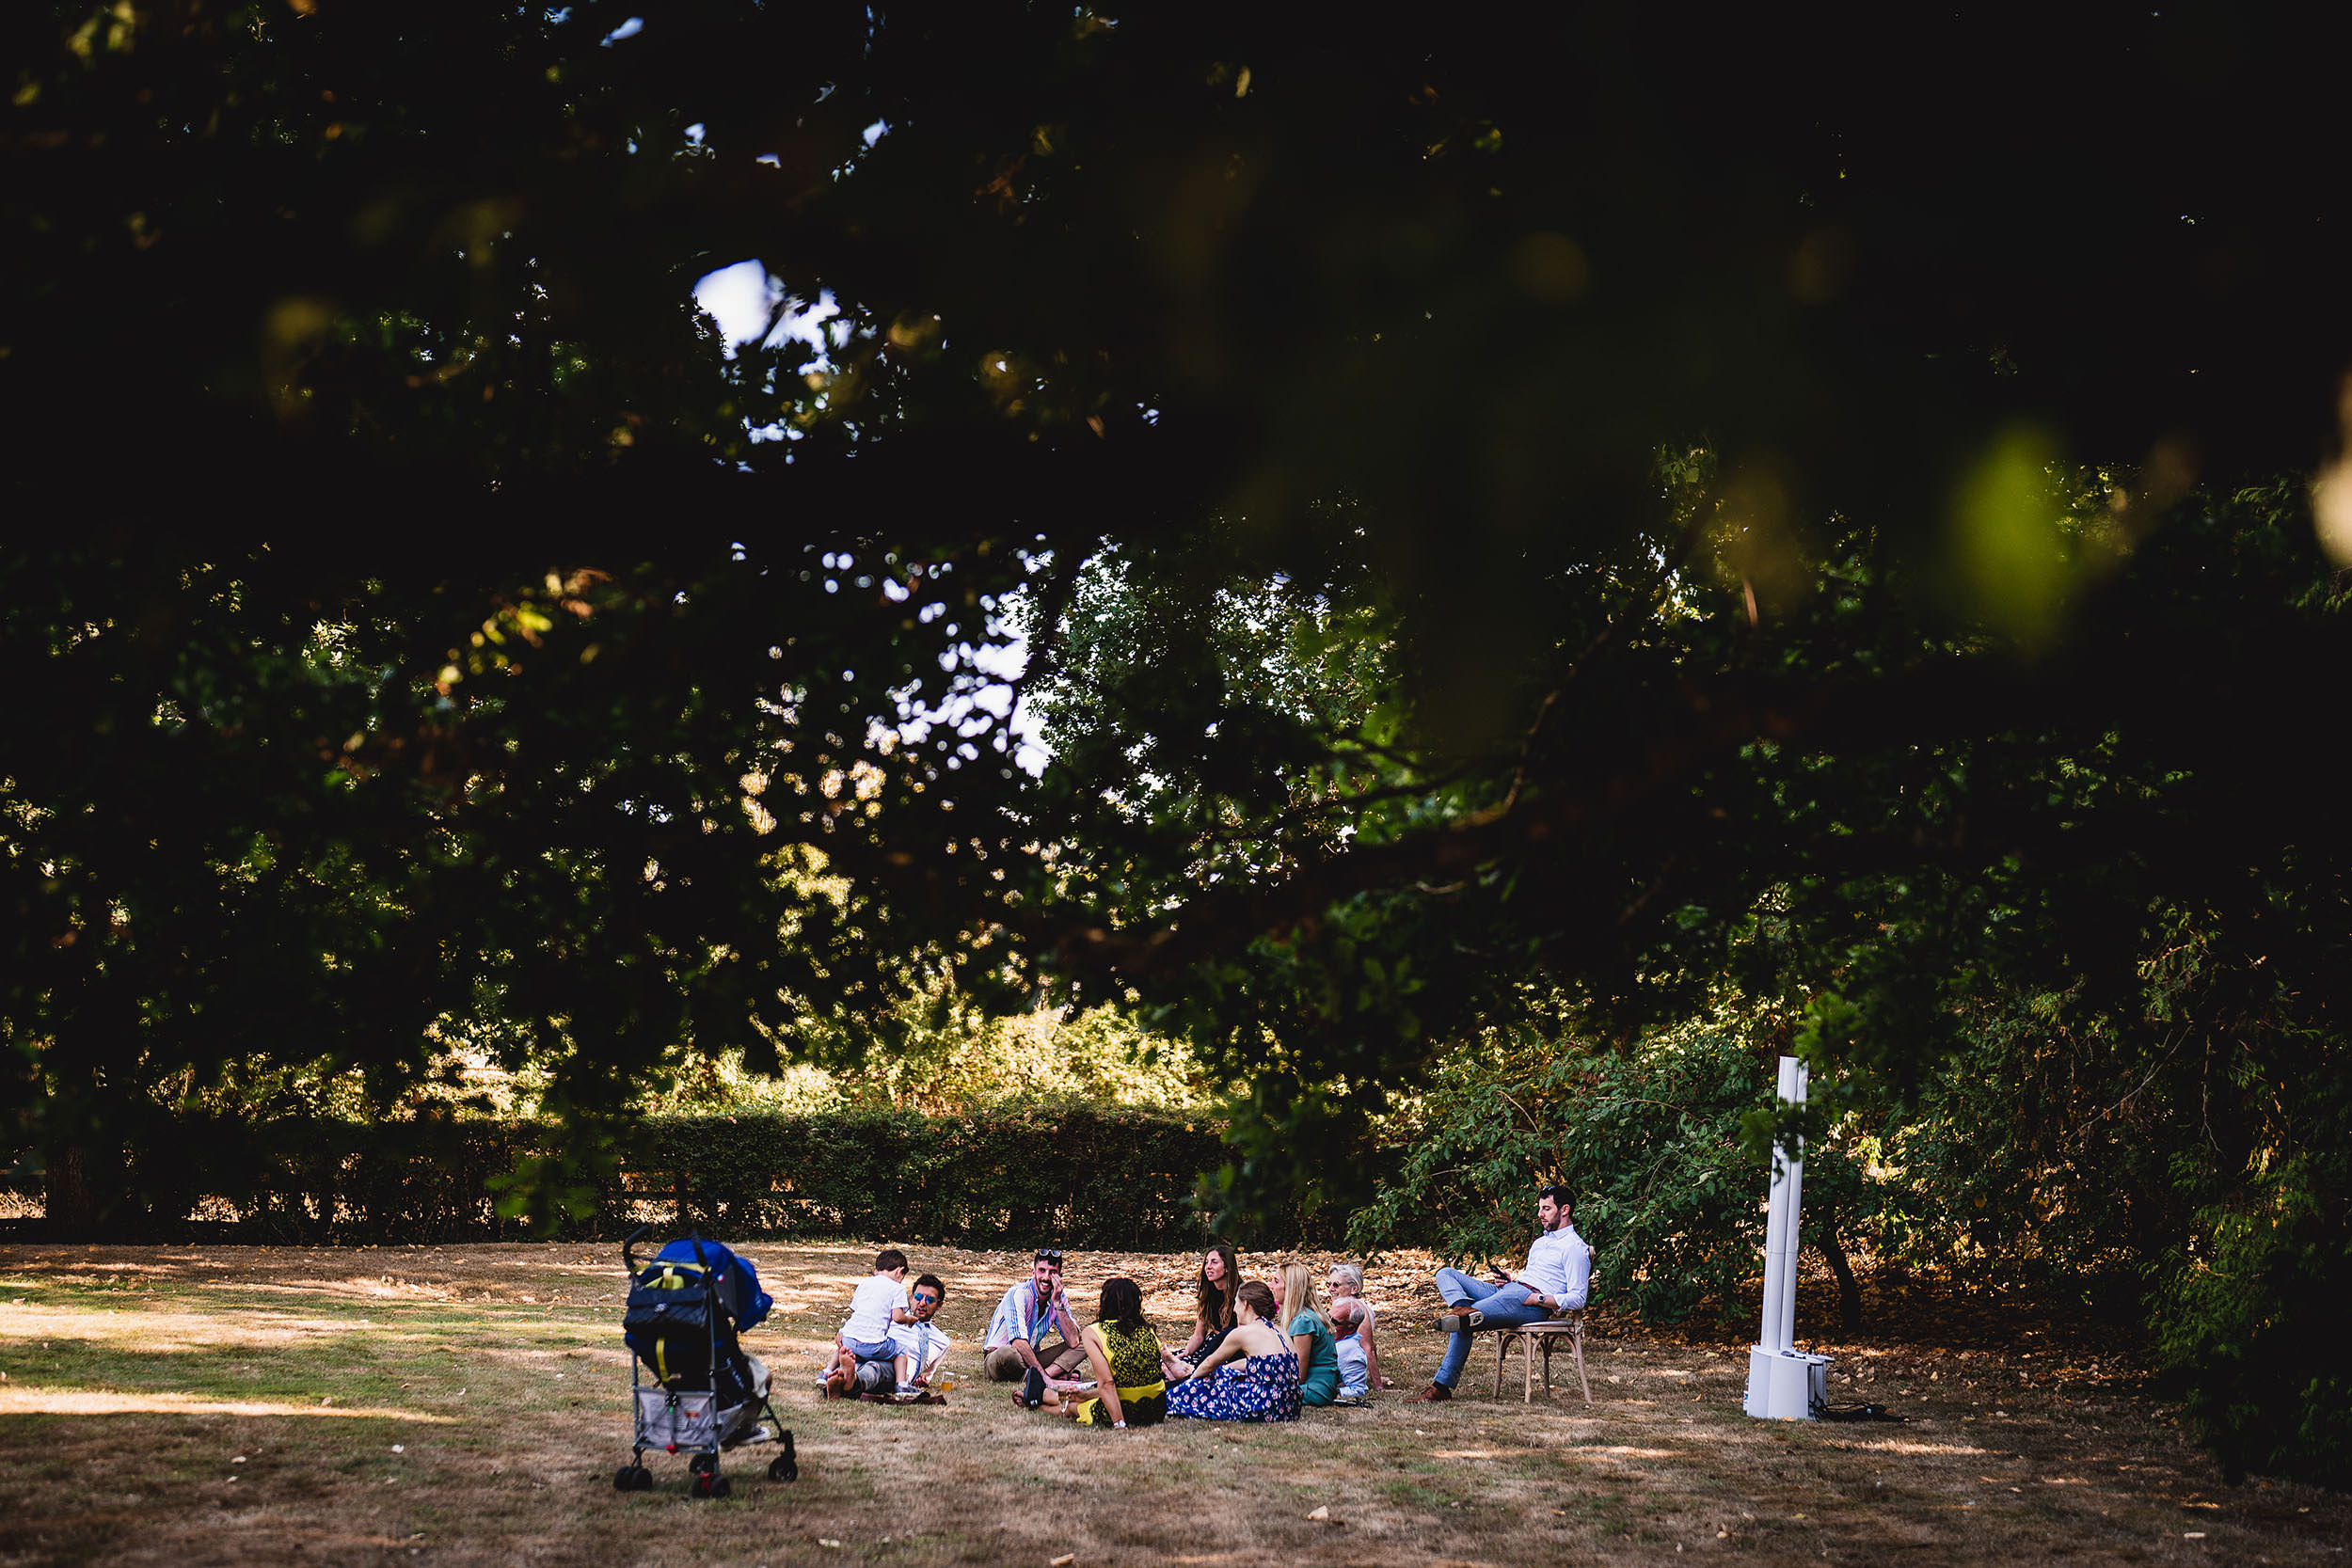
[985,1279,1076,1349]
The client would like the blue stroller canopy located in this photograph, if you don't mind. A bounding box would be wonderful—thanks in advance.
[649,1236,774,1334]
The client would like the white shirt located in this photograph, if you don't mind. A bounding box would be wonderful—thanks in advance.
[1334,1334,1369,1395]
[1521,1224,1592,1310]
[888,1319,950,1378]
[842,1274,903,1344]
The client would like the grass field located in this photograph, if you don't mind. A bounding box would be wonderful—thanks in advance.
[0,1242,2340,1568]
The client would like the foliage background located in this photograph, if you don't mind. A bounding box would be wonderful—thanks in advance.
[0,1104,1232,1251]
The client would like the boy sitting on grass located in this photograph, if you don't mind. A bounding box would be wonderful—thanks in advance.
[825,1248,915,1399]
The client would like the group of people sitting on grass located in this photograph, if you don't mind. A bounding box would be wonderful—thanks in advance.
[997,1249,1380,1427]
[820,1185,1590,1425]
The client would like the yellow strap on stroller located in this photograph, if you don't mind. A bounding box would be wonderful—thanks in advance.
[650,1261,707,1290]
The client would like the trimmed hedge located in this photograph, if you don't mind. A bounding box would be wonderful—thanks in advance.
[28,1105,1233,1248]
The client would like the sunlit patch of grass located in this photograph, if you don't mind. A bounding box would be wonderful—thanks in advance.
[0,1243,2342,1567]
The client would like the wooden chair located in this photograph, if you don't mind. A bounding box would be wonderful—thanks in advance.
[1492,1315,1592,1404]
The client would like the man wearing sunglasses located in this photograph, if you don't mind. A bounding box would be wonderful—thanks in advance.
[983,1248,1087,1383]
[887,1273,953,1396]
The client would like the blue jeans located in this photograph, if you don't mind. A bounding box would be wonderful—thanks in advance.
[1432,1267,1551,1389]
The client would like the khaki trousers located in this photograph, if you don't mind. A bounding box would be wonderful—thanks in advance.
[985,1338,1088,1382]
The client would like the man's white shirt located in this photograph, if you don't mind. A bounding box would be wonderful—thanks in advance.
[1521,1223,1592,1310]
[889,1318,950,1378]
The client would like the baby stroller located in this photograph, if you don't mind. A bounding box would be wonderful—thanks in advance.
[614,1226,797,1497]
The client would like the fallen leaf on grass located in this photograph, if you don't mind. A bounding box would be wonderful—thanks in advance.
[2184,1533,2206,1540]
[1308,1506,1330,1521]
[1052,1555,1077,1566]
[818,1540,843,1549]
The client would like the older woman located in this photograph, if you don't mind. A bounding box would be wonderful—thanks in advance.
[1165,1280,1300,1423]
[1325,1260,1390,1389]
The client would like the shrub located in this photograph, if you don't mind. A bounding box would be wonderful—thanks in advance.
[22,1104,1233,1248]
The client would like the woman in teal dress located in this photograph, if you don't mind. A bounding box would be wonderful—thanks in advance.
[1278,1259,1342,1405]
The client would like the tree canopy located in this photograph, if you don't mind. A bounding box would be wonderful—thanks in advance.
[6,0,2352,1482]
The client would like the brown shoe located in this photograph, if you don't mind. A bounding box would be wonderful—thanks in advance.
[1407,1382,1454,1403]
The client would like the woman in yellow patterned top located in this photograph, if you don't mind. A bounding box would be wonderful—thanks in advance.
[1015,1277,1167,1429]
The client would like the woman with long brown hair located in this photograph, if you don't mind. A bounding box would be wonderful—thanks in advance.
[1161,1243,1240,1380]
[1164,1279,1301,1423]
[1016,1277,1168,1429]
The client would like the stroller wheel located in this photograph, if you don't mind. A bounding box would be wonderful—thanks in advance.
[768,1454,799,1482]
[612,1465,652,1492]
[688,1452,716,1476]
[691,1471,732,1500]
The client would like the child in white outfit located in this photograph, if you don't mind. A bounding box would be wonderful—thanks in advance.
[826,1248,914,1399]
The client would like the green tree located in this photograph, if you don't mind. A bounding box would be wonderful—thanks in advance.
[6,0,2352,1481]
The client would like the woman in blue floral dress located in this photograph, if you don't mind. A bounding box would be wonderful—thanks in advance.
[1165,1280,1301,1423]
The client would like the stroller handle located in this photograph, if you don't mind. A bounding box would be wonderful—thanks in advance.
[622,1225,652,1275]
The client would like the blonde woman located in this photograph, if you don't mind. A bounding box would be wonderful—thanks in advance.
[1276,1259,1342,1406]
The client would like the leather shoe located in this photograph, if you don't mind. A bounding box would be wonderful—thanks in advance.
[1406,1382,1454,1402]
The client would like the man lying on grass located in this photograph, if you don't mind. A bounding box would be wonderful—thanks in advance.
[1410,1185,1591,1403]
[887,1274,952,1399]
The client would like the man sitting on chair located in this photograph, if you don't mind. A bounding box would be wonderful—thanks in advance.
[1409,1184,1591,1402]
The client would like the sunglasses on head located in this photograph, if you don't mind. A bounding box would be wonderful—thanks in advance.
[1034,1249,1064,1264]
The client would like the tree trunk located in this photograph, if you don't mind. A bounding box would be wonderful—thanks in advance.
[44,1142,94,1236]
[1812,1205,1865,1334]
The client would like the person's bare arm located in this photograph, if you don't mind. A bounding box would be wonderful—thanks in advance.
[1189,1332,1248,1379]
[1291,1331,1315,1385]
[1081,1325,1125,1426]
[1362,1322,1383,1388]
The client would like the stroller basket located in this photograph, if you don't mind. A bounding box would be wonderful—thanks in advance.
[612,1227,797,1498]
[635,1386,719,1449]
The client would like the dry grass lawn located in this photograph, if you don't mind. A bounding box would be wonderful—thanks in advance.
[0,1242,2342,1568]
